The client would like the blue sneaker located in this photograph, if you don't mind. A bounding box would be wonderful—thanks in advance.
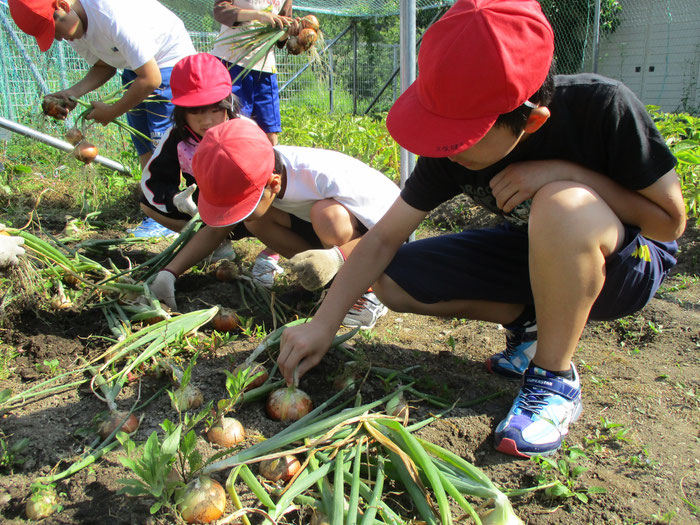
[486,322,537,378]
[127,217,177,239]
[494,363,582,457]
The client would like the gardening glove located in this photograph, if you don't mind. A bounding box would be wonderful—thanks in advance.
[0,224,25,267]
[173,185,198,216]
[149,270,177,310]
[289,246,345,291]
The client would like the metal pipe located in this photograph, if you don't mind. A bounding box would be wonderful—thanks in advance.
[592,0,601,73]
[352,19,358,115]
[400,0,417,241]
[0,117,131,175]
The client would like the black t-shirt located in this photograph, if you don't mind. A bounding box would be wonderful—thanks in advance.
[401,74,678,230]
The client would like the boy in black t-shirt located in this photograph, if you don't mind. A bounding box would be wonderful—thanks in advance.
[275,0,686,457]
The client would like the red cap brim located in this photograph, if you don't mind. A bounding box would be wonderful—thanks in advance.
[171,85,232,107]
[198,185,265,227]
[386,81,496,158]
[36,28,54,52]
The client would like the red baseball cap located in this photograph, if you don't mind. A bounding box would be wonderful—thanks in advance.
[192,118,275,227]
[386,0,554,157]
[9,0,57,52]
[171,53,233,107]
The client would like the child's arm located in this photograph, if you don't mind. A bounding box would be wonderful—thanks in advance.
[277,197,427,384]
[87,58,162,125]
[43,60,117,119]
[490,160,686,242]
[213,0,292,29]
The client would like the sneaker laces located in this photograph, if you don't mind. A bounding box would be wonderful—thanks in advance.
[515,385,551,414]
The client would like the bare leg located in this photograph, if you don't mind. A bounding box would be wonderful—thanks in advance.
[139,203,188,232]
[266,132,278,146]
[245,207,312,258]
[310,199,364,248]
[138,151,153,171]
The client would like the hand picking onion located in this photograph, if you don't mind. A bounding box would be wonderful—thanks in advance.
[301,14,320,32]
[286,36,303,55]
[232,361,268,391]
[171,384,204,412]
[206,417,245,447]
[258,454,301,483]
[41,96,68,120]
[65,127,83,146]
[266,386,312,422]
[215,260,239,282]
[73,141,99,163]
[211,308,240,332]
[25,485,59,520]
[178,476,227,524]
[297,28,318,51]
[98,410,139,440]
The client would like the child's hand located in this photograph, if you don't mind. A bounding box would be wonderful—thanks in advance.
[289,246,345,290]
[149,270,177,309]
[278,319,336,385]
[285,17,301,37]
[42,91,77,120]
[173,185,198,216]
[254,11,292,29]
[0,225,25,267]
[86,101,117,126]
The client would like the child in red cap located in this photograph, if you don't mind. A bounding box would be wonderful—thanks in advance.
[277,0,686,458]
[8,0,195,169]
[164,117,400,329]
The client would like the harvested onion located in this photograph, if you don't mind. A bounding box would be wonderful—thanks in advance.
[301,14,320,32]
[206,417,245,447]
[266,386,312,422]
[171,384,204,412]
[232,361,268,391]
[25,485,59,520]
[297,28,318,51]
[385,392,409,425]
[215,260,239,282]
[258,454,301,483]
[211,308,240,332]
[65,127,83,145]
[179,476,226,524]
[98,410,139,440]
[286,36,303,55]
[73,141,98,163]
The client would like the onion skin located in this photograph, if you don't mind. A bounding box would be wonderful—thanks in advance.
[232,361,268,391]
[215,260,239,282]
[73,141,99,163]
[25,486,59,520]
[301,14,320,32]
[171,384,204,412]
[206,417,246,447]
[385,393,409,425]
[266,386,313,422]
[211,308,240,332]
[297,28,318,51]
[286,36,303,55]
[179,476,227,524]
[258,455,301,483]
[65,127,83,145]
[98,410,139,440]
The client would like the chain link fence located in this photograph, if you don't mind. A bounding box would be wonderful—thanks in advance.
[0,0,698,123]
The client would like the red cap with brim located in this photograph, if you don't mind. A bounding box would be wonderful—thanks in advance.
[386,0,554,158]
[192,118,275,227]
[9,0,56,52]
[170,53,233,107]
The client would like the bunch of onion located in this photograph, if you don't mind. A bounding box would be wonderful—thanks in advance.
[178,476,227,524]
[286,15,321,55]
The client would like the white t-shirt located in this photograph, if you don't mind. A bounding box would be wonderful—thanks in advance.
[272,146,400,229]
[210,0,286,73]
[69,0,195,70]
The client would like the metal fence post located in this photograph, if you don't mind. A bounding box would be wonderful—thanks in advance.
[352,19,358,115]
[592,0,601,73]
[328,47,334,113]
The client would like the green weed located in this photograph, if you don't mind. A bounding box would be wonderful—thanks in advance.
[532,445,606,503]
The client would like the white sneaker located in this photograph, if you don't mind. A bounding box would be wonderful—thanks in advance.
[342,292,388,330]
[205,241,236,264]
[251,254,284,288]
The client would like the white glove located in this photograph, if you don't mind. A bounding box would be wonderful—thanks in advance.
[173,185,198,216]
[0,224,25,267]
[149,270,177,309]
[289,246,345,290]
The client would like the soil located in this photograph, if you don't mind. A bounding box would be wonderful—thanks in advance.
[0,200,698,525]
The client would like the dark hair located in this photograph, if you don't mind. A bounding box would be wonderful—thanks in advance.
[273,148,284,175]
[172,95,240,141]
[495,62,556,135]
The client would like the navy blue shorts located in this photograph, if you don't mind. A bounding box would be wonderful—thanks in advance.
[122,68,176,156]
[221,60,282,134]
[383,223,677,321]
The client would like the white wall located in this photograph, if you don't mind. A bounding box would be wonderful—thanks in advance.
[596,0,700,112]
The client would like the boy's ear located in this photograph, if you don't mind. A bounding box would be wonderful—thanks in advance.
[267,173,282,196]
[55,0,70,12]
[523,106,550,134]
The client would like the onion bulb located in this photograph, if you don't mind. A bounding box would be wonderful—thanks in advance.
[258,454,301,483]
[211,308,240,332]
[385,392,409,425]
[171,384,204,412]
[232,361,268,391]
[65,127,83,145]
[178,476,227,524]
[98,410,139,440]
[25,485,59,520]
[206,417,245,447]
[266,386,312,422]
[301,14,320,32]
[286,36,303,55]
[297,28,318,51]
[73,141,98,163]
[215,260,239,282]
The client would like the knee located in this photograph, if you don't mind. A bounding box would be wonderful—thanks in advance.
[310,200,355,245]
[373,274,414,313]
